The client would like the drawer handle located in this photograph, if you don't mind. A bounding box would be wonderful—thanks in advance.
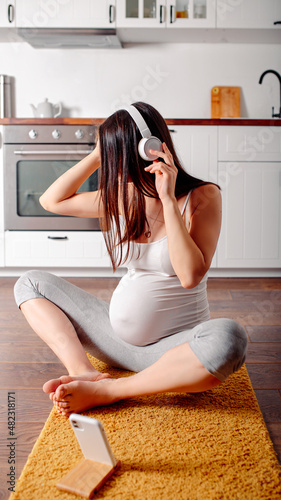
[109,4,114,23]
[8,4,14,23]
[14,150,93,156]
[47,236,68,240]
[160,5,165,23]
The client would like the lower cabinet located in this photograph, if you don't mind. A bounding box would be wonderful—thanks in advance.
[170,125,218,184]
[217,162,281,268]
[5,231,112,268]
[2,125,281,275]
[170,125,218,268]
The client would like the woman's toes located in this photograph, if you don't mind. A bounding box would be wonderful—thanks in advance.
[57,401,69,408]
[61,409,71,417]
[55,383,70,401]
[43,375,73,394]
[43,377,61,394]
[54,403,66,415]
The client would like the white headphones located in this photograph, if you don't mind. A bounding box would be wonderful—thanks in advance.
[122,105,163,161]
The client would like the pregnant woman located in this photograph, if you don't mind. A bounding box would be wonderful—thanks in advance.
[14,102,247,416]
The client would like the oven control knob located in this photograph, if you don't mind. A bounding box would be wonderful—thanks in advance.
[52,129,61,140]
[29,129,38,140]
[75,129,84,140]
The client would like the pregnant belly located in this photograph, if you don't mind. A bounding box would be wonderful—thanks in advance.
[109,270,209,346]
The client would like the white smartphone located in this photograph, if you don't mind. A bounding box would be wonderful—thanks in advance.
[69,414,117,467]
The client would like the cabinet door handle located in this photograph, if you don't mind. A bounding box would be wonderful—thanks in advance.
[168,129,176,133]
[109,4,114,23]
[160,5,165,24]
[47,236,68,240]
[273,21,281,25]
[8,4,14,23]
[170,5,176,23]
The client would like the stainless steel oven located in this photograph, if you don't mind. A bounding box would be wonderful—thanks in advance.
[3,124,101,230]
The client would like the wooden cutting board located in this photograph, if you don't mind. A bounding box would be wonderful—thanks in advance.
[211,86,240,118]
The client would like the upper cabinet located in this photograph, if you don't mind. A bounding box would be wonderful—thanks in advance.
[117,0,166,28]
[217,0,281,29]
[16,0,117,28]
[0,1,16,27]
[167,0,216,28]
[3,0,281,45]
[117,0,215,28]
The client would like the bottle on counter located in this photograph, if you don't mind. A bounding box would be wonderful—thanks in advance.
[0,75,12,118]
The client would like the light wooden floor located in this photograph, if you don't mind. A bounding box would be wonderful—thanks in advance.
[0,277,280,499]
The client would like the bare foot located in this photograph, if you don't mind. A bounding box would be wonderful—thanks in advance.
[52,379,118,416]
[43,370,112,397]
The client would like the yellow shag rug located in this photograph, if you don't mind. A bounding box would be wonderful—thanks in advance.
[10,357,281,500]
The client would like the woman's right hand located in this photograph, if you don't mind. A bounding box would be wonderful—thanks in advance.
[144,143,178,203]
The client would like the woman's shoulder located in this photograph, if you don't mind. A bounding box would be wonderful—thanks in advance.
[178,183,220,205]
[189,183,221,201]
[188,183,221,216]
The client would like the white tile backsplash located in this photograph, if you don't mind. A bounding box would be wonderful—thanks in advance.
[0,40,280,118]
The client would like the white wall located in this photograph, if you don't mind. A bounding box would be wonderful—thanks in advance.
[0,39,280,119]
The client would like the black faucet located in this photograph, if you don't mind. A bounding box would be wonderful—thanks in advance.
[259,69,281,118]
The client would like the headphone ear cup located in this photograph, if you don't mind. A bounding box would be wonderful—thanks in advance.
[138,136,163,161]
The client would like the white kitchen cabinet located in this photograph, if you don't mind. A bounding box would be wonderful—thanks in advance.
[217,162,281,268]
[170,125,218,268]
[217,0,281,29]
[167,0,216,28]
[117,0,166,27]
[117,0,215,28]
[218,126,281,163]
[0,127,4,267]
[0,1,15,27]
[16,0,116,28]
[170,125,218,183]
[217,126,281,269]
[2,124,281,275]
[5,231,112,268]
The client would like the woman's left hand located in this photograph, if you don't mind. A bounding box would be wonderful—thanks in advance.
[144,143,178,202]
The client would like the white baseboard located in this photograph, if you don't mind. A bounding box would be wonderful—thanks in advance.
[0,267,280,278]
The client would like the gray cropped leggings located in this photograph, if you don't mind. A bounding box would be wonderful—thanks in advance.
[14,270,248,382]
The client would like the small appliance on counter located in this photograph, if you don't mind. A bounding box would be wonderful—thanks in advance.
[211,86,240,118]
[0,74,13,118]
[30,98,62,118]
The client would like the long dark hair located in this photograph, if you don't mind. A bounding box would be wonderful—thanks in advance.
[98,101,214,271]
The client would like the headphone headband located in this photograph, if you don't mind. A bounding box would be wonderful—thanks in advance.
[120,104,162,161]
[121,105,151,139]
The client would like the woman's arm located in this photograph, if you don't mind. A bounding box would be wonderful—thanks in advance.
[162,185,221,288]
[39,144,103,218]
[145,144,222,288]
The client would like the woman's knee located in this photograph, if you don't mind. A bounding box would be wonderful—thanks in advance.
[190,318,248,382]
[14,270,49,308]
[222,318,248,368]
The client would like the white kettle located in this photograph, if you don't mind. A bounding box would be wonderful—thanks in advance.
[30,98,62,118]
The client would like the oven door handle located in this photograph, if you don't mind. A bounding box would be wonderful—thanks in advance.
[13,150,93,156]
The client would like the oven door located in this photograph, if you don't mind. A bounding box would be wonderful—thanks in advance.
[4,144,101,230]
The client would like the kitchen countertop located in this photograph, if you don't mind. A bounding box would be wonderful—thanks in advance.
[0,118,280,126]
